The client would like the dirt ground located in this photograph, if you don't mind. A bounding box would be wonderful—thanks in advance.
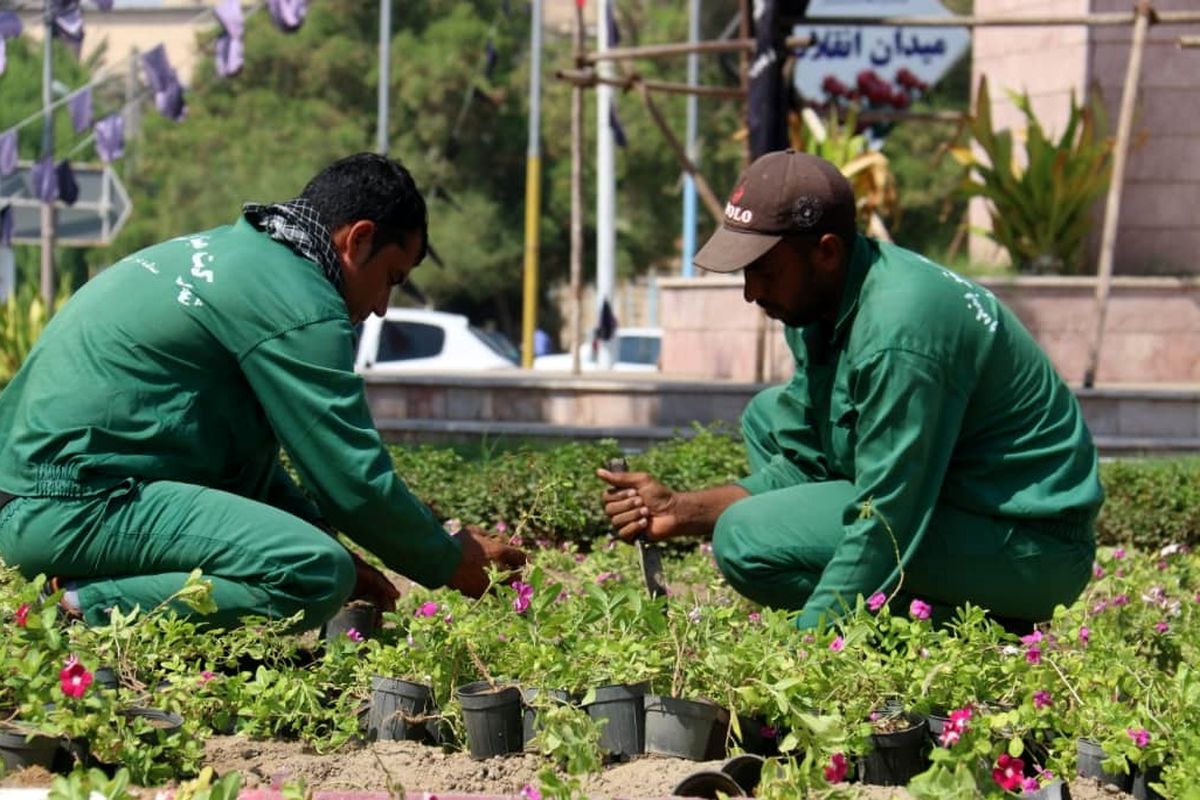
[2,735,1141,800]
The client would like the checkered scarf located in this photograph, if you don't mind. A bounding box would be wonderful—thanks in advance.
[242,198,342,292]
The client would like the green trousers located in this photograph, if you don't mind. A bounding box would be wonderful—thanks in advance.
[0,480,354,629]
[712,387,1095,624]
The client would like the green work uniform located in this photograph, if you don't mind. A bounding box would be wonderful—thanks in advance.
[711,235,1103,629]
[0,219,461,627]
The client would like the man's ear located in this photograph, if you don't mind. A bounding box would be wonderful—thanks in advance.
[814,232,846,272]
[333,220,377,268]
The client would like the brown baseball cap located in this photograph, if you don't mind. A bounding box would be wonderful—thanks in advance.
[694,149,857,274]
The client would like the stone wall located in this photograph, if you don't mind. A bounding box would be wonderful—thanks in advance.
[658,275,1200,385]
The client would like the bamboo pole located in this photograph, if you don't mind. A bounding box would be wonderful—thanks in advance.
[1180,35,1200,48]
[556,69,747,99]
[1082,0,1155,389]
[583,34,813,64]
[569,0,584,376]
[635,83,726,225]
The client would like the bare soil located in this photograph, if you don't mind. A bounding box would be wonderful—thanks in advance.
[1,735,1141,800]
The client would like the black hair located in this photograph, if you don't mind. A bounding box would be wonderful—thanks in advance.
[301,152,428,263]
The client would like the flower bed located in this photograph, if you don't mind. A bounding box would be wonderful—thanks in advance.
[1,531,1197,799]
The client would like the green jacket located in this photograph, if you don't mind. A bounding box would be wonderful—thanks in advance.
[737,235,1103,629]
[0,218,461,589]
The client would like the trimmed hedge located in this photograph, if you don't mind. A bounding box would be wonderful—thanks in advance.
[381,430,1200,550]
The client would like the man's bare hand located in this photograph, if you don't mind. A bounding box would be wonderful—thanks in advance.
[446,524,527,598]
[596,468,681,543]
[348,550,400,613]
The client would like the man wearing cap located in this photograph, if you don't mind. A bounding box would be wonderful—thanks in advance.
[599,150,1102,630]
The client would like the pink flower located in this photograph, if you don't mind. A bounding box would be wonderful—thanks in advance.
[1079,626,1090,646]
[1025,648,1042,665]
[1127,727,1150,748]
[415,601,439,618]
[1093,564,1105,579]
[699,542,713,555]
[443,614,454,625]
[867,592,887,612]
[748,612,762,625]
[1156,560,1168,571]
[1155,621,1169,634]
[1090,600,1108,615]
[829,636,845,652]
[993,753,1026,792]
[824,752,849,783]
[1033,690,1052,709]
[495,521,508,534]
[508,534,524,547]
[1022,777,1041,793]
[59,655,93,699]
[595,572,618,585]
[512,581,533,614]
[14,603,30,628]
[199,670,217,684]
[346,627,365,643]
[909,599,932,620]
[519,784,541,800]
[939,706,972,747]
[1113,547,1126,560]
[760,724,778,739]
[555,589,569,604]
[1113,594,1130,607]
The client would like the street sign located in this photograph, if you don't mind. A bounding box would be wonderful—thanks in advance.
[792,0,970,106]
[0,162,132,247]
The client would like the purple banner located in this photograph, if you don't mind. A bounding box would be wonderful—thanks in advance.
[141,44,187,121]
[215,0,245,77]
[267,0,307,33]
[31,157,58,204]
[0,11,22,39]
[69,87,93,134]
[56,160,79,206]
[52,0,84,56]
[0,131,15,177]
[94,113,125,163]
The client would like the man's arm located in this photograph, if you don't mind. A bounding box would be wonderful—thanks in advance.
[598,469,749,541]
[265,460,324,526]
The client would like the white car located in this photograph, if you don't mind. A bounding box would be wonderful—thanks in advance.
[533,327,662,373]
[354,308,520,374]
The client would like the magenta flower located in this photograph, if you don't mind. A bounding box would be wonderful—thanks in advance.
[1156,559,1168,571]
[1093,564,1105,579]
[416,601,439,618]
[824,752,849,783]
[1090,600,1108,615]
[199,670,217,684]
[495,521,508,534]
[829,636,845,652]
[939,706,972,747]
[993,754,1026,792]
[909,598,932,620]
[699,542,713,554]
[1155,621,1169,634]
[59,655,93,699]
[748,611,762,625]
[346,627,365,643]
[1079,626,1091,646]
[867,592,887,612]
[443,613,454,625]
[519,784,541,800]
[512,581,533,614]
[760,724,778,739]
[1113,547,1126,560]
[1021,777,1041,793]
[595,572,618,584]
[14,603,30,628]
[508,534,524,547]
[1113,594,1130,607]
[1195,592,1200,604]
[1033,690,1052,709]
[1127,727,1150,748]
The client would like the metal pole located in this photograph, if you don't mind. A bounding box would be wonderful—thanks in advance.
[569,0,584,375]
[1082,1,1154,388]
[40,0,56,308]
[681,0,699,279]
[377,0,391,155]
[520,0,543,368]
[596,0,616,369]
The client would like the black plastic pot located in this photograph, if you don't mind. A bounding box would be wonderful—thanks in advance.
[734,714,781,757]
[644,694,729,761]
[1076,738,1133,792]
[721,753,765,796]
[521,687,571,750]
[456,681,523,759]
[1132,764,1164,800]
[671,769,745,799]
[583,682,647,760]
[368,676,438,744]
[858,713,930,786]
[320,600,378,643]
[0,728,60,772]
[121,707,184,744]
[93,666,119,692]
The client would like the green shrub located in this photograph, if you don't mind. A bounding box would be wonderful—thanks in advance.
[385,434,1200,550]
[1096,458,1200,550]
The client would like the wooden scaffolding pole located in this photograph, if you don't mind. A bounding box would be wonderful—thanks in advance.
[635,83,725,225]
[1082,0,1156,388]
[557,68,746,99]
[569,1,585,376]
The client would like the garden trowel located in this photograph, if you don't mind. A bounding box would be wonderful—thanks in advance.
[606,457,667,599]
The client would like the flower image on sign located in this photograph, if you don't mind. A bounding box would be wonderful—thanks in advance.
[791,0,969,107]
